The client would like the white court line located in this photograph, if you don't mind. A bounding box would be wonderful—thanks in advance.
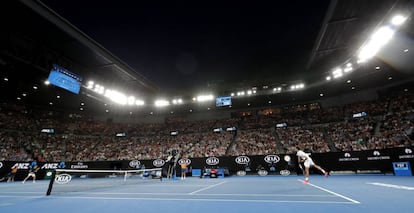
[188,181,227,195]
[47,196,356,204]
[367,182,414,190]
[0,192,42,194]
[0,195,43,198]
[195,193,336,197]
[0,203,16,207]
[144,184,212,187]
[297,179,360,204]
[56,192,335,197]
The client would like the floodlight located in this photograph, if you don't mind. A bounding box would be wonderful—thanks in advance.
[98,86,105,94]
[135,100,144,106]
[44,80,50,85]
[172,99,183,104]
[326,76,331,81]
[128,96,135,105]
[344,67,353,73]
[196,95,214,102]
[109,91,127,105]
[358,26,394,60]
[155,100,170,107]
[391,15,407,26]
[332,68,343,78]
[87,81,94,89]
[357,59,366,64]
[104,89,112,97]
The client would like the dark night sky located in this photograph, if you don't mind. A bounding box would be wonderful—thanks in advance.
[40,0,330,95]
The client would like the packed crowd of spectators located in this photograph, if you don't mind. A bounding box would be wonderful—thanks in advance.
[276,126,330,154]
[227,128,276,156]
[1,90,413,162]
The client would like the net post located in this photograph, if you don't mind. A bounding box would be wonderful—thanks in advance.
[46,169,57,196]
[124,171,127,181]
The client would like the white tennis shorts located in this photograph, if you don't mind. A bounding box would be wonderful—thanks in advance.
[304,158,315,168]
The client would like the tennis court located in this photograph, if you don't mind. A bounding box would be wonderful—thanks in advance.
[0,175,413,212]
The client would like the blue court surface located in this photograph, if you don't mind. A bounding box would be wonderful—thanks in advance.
[0,175,413,213]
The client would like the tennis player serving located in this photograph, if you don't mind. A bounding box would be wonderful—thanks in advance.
[296,149,329,184]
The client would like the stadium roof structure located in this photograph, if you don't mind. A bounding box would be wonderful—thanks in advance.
[1,0,414,116]
[0,0,158,111]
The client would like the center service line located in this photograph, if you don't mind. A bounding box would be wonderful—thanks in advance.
[297,179,361,204]
[189,181,227,195]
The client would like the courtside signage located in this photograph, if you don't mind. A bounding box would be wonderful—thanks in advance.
[71,162,88,169]
[129,160,141,168]
[55,174,72,184]
[399,148,414,159]
[153,159,165,167]
[338,152,359,161]
[206,157,219,165]
[235,156,250,165]
[367,150,390,160]
[280,170,290,176]
[178,158,191,165]
[264,155,280,163]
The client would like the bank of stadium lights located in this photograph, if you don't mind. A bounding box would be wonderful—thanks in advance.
[290,83,305,91]
[326,14,407,81]
[358,26,395,61]
[87,80,145,106]
[155,100,170,107]
[391,15,407,26]
[273,87,282,93]
[194,94,214,102]
[172,99,183,105]
[236,91,245,96]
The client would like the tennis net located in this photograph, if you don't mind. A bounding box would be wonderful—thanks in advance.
[46,168,162,196]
